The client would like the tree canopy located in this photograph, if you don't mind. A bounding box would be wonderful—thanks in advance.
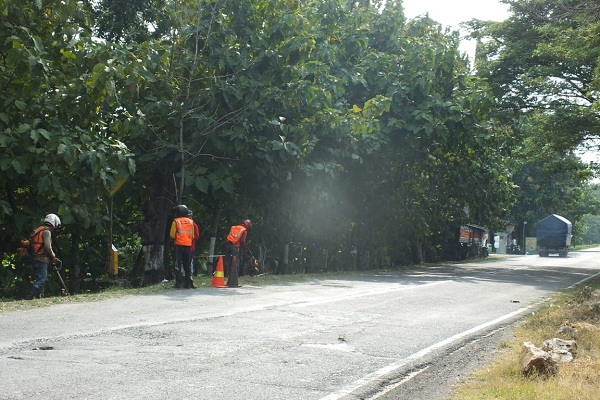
[466,0,600,238]
[1,0,597,298]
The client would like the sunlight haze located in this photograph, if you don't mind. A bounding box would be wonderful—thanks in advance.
[401,0,511,59]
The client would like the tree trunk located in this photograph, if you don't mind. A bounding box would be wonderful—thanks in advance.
[206,201,222,275]
[209,201,222,238]
[278,231,291,274]
[137,163,176,284]
[69,227,81,294]
[411,240,423,264]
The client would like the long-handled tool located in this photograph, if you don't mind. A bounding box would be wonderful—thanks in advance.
[243,249,260,273]
[53,260,70,296]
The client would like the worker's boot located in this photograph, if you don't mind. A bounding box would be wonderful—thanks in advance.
[25,286,40,300]
[173,268,183,289]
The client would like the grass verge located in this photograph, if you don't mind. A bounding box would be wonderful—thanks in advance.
[0,268,388,313]
[450,279,600,400]
[0,253,521,313]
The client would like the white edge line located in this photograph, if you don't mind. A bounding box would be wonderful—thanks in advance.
[567,270,600,289]
[320,305,534,400]
[365,365,431,400]
[322,269,600,400]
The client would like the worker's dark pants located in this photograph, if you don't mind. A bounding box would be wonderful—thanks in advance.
[32,259,49,290]
[173,245,192,288]
[224,242,240,287]
[26,259,49,299]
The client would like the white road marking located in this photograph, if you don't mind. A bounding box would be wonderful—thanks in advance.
[568,270,600,288]
[364,365,431,400]
[292,280,449,308]
[303,342,357,353]
[320,305,535,400]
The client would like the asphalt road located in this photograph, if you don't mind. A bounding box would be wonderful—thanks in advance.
[1,250,599,400]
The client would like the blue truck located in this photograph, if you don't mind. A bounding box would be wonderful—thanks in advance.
[536,214,572,257]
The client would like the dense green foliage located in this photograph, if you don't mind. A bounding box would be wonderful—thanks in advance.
[0,0,597,298]
[579,185,600,245]
[467,0,600,240]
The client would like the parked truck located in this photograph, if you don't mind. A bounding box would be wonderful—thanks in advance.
[442,224,489,260]
[536,214,572,257]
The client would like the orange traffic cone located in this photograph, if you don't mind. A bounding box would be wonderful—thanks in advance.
[212,256,227,288]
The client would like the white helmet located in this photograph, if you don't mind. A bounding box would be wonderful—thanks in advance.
[44,213,62,228]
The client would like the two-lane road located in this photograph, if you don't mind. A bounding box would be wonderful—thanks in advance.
[1,250,598,400]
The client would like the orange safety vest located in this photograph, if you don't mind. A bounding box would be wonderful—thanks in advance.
[30,226,49,256]
[227,225,246,248]
[174,217,194,246]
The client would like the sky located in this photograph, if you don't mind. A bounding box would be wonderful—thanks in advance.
[401,0,510,29]
[401,0,511,59]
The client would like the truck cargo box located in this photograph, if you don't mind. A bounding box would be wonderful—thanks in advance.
[536,214,572,257]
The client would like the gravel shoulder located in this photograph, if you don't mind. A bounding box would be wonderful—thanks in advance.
[373,322,518,400]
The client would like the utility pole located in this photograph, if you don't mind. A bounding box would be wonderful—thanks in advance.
[523,221,527,255]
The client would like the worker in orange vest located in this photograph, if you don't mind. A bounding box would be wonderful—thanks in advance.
[169,205,195,289]
[25,213,62,299]
[224,219,252,288]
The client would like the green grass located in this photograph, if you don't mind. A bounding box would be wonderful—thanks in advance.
[0,279,174,313]
[0,268,397,313]
[0,253,528,313]
[570,244,600,250]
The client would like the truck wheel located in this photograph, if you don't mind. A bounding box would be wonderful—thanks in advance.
[539,252,548,257]
[559,251,567,258]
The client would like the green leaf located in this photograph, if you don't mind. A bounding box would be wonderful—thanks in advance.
[194,177,209,193]
[272,141,283,150]
[106,80,116,98]
[0,157,11,170]
[0,134,9,148]
[38,129,51,140]
[18,123,31,133]
[32,36,44,53]
[0,200,11,215]
[11,159,26,174]
[221,177,234,194]
[80,134,92,145]
[15,100,26,111]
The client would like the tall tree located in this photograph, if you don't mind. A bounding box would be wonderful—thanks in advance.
[466,0,600,239]
[340,4,515,264]
[90,0,171,42]
[468,0,600,150]
[0,0,138,294]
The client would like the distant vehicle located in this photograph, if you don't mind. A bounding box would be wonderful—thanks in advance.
[536,214,572,257]
[507,242,521,254]
[442,224,489,261]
